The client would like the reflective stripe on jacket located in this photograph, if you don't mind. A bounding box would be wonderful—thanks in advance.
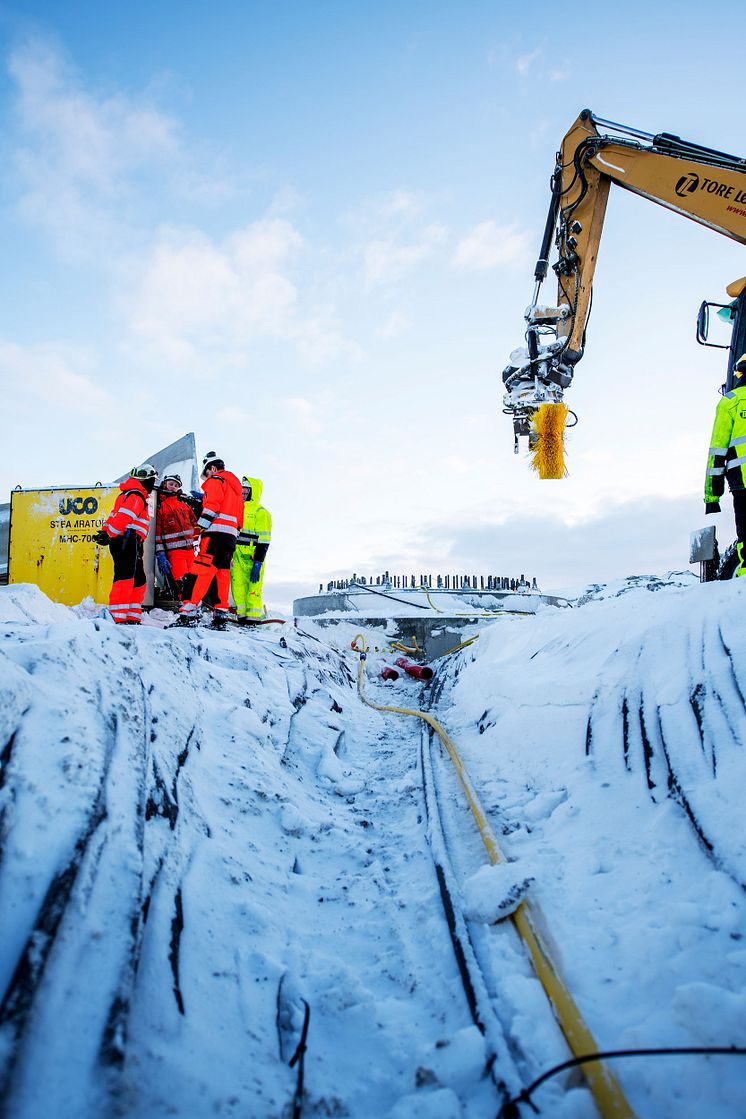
[197,470,244,538]
[104,478,151,539]
[236,475,272,550]
[705,384,746,503]
[156,493,198,554]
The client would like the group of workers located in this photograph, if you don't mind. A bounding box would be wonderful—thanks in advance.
[96,451,271,628]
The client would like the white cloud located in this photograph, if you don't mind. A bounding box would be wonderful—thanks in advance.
[8,37,241,260]
[383,190,423,217]
[377,312,411,339]
[342,190,448,287]
[0,339,112,414]
[9,38,180,257]
[10,39,178,184]
[215,406,252,423]
[516,48,542,75]
[454,220,533,270]
[364,223,447,285]
[413,496,705,594]
[282,396,324,435]
[126,219,302,362]
[125,218,357,369]
[295,312,362,365]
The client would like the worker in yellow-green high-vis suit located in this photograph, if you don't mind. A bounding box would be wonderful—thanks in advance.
[705,352,746,576]
[231,476,272,622]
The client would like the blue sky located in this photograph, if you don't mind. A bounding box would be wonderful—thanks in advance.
[1,2,744,607]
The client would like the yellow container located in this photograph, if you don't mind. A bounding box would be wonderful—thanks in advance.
[9,485,119,606]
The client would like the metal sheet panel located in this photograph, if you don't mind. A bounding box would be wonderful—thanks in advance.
[116,432,199,490]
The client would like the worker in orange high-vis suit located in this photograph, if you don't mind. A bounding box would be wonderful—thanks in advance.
[176,451,244,629]
[96,463,157,624]
[155,473,198,598]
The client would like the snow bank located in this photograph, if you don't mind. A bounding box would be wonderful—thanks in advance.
[1,576,745,1118]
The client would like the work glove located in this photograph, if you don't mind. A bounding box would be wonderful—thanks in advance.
[191,490,204,504]
[250,559,263,583]
[705,501,721,514]
[93,530,110,546]
[157,552,172,576]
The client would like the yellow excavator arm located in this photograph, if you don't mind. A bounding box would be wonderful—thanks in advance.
[503,109,746,475]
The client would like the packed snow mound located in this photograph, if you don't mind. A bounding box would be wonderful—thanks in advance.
[0,581,73,624]
[461,861,535,922]
[1,579,746,1118]
[571,569,697,604]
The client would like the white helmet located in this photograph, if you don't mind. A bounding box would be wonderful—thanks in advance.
[131,463,158,482]
[201,451,224,475]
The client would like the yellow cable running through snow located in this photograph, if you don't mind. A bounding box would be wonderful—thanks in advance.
[350,633,636,1119]
[417,583,541,618]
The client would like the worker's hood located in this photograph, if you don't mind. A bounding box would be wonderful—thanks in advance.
[241,475,263,506]
[119,476,149,497]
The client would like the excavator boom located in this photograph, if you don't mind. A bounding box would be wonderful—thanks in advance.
[503,110,746,470]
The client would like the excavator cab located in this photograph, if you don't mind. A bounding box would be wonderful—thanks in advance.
[697,278,746,391]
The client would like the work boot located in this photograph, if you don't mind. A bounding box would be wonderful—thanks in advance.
[173,603,200,627]
[211,609,230,631]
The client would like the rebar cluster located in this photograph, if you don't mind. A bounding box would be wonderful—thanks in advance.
[319,573,538,594]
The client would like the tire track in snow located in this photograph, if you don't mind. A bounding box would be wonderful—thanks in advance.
[0,709,118,1109]
[0,629,201,1116]
[269,655,505,1117]
[585,673,746,893]
[100,720,200,1067]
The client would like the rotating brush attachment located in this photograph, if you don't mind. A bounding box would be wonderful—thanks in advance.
[529,402,569,479]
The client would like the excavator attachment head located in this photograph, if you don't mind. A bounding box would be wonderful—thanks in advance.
[502,310,574,459]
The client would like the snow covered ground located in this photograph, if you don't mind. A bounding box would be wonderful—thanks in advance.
[1,577,745,1119]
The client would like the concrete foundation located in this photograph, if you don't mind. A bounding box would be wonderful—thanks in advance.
[292,587,569,661]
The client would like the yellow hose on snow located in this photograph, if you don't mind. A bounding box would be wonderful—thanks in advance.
[350,632,636,1119]
[417,584,538,619]
[530,402,569,479]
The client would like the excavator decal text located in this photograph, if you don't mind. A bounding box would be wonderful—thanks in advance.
[676,172,746,204]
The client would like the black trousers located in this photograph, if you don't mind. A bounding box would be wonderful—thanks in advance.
[181,534,236,604]
[110,533,145,589]
[733,490,746,573]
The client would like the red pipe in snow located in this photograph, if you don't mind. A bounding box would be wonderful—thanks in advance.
[395,656,434,681]
[381,666,400,681]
